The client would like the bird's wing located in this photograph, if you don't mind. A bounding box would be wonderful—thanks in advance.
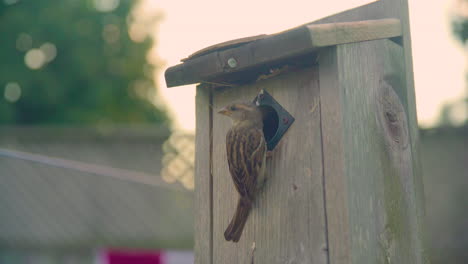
[226,126,266,200]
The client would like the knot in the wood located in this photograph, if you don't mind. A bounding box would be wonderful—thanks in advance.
[376,78,409,150]
[385,111,401,143]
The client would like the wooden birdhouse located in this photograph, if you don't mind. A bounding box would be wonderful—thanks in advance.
[165,0,426,263]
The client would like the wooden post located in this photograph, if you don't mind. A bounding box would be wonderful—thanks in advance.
[166,0,426,263]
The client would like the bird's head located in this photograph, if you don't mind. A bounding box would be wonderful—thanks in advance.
[218,103,263,127]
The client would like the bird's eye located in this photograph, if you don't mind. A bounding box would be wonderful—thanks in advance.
[230,105,237,111]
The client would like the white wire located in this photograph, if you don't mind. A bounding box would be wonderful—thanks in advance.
[0,147,189,192]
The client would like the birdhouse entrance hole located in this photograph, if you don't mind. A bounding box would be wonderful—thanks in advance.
[253,89,294,151]
[259,105,279,144]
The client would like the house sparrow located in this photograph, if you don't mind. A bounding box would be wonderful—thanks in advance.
[218,103,267,242]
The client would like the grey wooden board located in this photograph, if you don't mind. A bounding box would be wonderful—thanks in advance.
[211,68,328,264]
[318,46,350,264]
[315,0,426,262]
[314,4,426,260]
[307,19,401,48]
[194,86,212,264]
[319,39,424,263]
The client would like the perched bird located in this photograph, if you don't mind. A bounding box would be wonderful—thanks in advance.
[218,103,267,242]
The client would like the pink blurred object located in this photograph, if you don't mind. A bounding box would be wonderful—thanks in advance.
[97,249,194,264]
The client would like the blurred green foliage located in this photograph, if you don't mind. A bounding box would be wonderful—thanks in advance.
[0,0,169,125]
[452,0,468,44]
[453,18,468,44]
[446,0,467,127]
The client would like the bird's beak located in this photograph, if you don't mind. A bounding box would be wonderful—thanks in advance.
[217,107,231,116]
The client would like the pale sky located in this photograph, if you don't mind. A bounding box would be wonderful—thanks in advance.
[142,0,466,131]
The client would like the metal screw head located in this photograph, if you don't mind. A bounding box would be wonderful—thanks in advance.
[227,57,237,68]
[282,117,289,124]
[256,89,265,105]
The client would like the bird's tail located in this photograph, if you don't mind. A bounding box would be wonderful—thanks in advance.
[224,197,252,242]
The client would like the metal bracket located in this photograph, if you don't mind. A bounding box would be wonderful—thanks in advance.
[253,89,295,151]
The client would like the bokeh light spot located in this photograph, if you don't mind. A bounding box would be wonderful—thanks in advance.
[4,82,21,103]
[24,49,46,69]
[16,33,32,52]
[40,42,57,62]
[129,23,147,43]
[3,0,19,5]
[93,0,120,12]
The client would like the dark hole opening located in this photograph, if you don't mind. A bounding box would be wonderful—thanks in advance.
[259,105,279,143]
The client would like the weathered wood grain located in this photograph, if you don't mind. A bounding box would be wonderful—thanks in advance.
[194,86,212,264]
[314,0,426,262]
[307,19,401,48]
[318,46,350,264]
[211,67,328,264]
[319,39,424,263]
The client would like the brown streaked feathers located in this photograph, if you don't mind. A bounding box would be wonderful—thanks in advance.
[218,103,267,242]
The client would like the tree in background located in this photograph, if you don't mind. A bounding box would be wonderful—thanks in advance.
[440,0,468,126]
[452,0,468,44]
[0,0,169,125]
